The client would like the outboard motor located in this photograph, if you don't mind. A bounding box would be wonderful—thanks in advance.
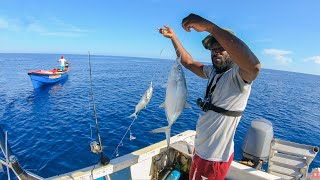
[241,119,273,170]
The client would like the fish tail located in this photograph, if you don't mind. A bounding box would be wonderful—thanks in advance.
[150,126,168,133]
[128,112,137,119]
[150,126,171,148]
[165,127,171,149]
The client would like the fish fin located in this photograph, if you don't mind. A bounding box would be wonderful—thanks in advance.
[128,112,137,119]
[150,126,171,148]
[185,102,193,110]
[130,132,136,141]
[159,102,165,108]
[150,126,168,133]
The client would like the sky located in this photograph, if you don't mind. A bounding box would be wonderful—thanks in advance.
[0,0,319,75]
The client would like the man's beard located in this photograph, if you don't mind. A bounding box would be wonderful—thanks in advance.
[212,56,234,74]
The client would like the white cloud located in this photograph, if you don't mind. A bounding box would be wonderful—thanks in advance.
[263,49,293,64]
[0,17,20,31]
[0,16,89,37]
[27,17,89,37]
[41,32,83,37]
[0,18,9,29]
[28,22,46,33]
[49,17,89,33]
[304,56,320,64]
[252,38,272,43]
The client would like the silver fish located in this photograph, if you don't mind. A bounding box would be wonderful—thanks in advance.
[128,81,153,119]
[151,58,191,148]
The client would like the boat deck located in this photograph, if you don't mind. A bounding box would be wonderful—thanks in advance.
[47,130,286,180]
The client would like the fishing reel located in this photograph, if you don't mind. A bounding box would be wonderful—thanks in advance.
[90,141,103,154]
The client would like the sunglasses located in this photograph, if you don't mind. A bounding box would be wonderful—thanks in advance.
[211,46,225,53]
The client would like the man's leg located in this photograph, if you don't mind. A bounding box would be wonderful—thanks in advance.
[189,154,217,180]
[189,153,234,180]
[215,153,234,179]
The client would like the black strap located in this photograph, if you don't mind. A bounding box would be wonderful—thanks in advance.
[205,75,215,99]
[206,104,243,117]
[203,72,243,117]
[205,73,224,99]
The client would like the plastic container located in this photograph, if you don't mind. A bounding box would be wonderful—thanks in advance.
[165,170,181,180]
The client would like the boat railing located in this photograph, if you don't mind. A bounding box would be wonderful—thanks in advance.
[268,138,319,179]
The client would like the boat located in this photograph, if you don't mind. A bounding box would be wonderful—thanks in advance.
[28,63,69,89]
[0,119,318,180]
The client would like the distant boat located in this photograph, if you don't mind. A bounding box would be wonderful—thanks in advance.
[28,64,69,89]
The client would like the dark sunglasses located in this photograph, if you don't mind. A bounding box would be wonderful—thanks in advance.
[211,46,225,52]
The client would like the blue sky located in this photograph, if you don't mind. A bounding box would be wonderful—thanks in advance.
[0,0,319,75]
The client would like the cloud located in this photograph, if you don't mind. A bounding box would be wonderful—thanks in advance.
[27,17,89,37]
[26,21,85,37]
[0,16,89,37]
[49,17,89,33]
[304,56,320,64]
[28,22,46,33]
[0,17,20,31]
[263,49,293,64]
[252,38,272,43]
[41,32,84,37]
[0,18,9,29]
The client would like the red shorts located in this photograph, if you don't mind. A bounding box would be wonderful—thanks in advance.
[189,153,234,180]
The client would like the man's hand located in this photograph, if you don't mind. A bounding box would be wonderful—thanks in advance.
[157,25,176,39]
[182,13,212,32]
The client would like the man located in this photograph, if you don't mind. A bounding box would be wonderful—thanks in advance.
[58,55,67,71]
[158,13,261,180]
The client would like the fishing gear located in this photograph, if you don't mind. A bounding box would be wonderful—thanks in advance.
[0,127,38,180]
[88,52,110,165]
[111,116,138,158]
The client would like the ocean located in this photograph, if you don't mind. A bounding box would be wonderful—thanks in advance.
[0,53,319,179]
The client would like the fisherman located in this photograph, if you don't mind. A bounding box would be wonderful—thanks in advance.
[158,13,261,180]
[57,55,68,71]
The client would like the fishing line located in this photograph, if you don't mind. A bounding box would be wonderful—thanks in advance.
[90,125,93,139]
[110,114,139,159]
[5,131,10,180]
[88,92,91,111]
[152,28,188,89]
[88,52,109,165]
[110,29,189,159]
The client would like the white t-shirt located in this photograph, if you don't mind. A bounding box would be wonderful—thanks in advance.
[58,58,67,66]
[195,64,252,162]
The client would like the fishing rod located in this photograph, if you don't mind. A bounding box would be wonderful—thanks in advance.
[88,52,109,165]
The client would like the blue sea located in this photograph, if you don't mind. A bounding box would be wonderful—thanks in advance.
[0,53,319,179]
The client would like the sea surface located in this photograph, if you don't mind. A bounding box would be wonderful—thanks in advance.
[0,53,319,179]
